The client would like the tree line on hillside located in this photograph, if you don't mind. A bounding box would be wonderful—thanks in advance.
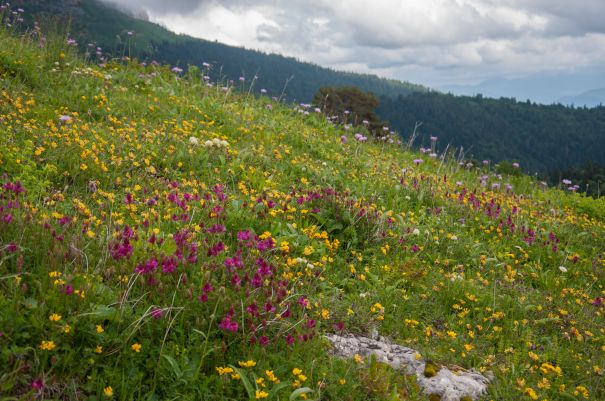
[376,92,605,174]
[315,87,605,196]
[151,39,425,102]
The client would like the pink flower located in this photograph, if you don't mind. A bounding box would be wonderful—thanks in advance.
[218,315,238,332]
[151,308,164,319]
[237,230,250,241]
[31,378,44,390]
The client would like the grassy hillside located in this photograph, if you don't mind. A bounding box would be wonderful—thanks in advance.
[1,20,605,401]
[15,0,605,177]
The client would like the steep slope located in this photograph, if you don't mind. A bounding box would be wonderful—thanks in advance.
[1,20,605,401]
[15,0,605,176]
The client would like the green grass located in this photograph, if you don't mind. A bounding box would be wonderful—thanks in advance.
[0,19,604,401]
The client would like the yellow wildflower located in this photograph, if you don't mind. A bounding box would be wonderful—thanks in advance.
[39,340,56,351]
[49,313,62,322]
[216,366,234,375]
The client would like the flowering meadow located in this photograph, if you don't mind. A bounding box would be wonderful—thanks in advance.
[1,19,605,401]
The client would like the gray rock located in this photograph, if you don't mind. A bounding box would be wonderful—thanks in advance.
[325,334,491,401]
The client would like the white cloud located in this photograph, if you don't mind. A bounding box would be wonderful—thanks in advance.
[105,0,605,86]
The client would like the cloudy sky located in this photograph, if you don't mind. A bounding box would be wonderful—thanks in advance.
[108,0,605,98]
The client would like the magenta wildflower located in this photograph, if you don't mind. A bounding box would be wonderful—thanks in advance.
[161,255,178,274]
[206,224,226,234]
[256,237,274,251]
[63,284,74,295]
[297,296,309,308]
[237,230,250,241]
[246,302,259,316]
[110,238,133,260]
[151,308,164,319]
[31,378,44,390]
[207,242,225,256]
[218,315,238,332]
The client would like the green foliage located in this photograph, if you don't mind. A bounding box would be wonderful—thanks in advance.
[548,161,605,198]
[357,356,421,400]
[378,92,605,174]
[313,86,385,134]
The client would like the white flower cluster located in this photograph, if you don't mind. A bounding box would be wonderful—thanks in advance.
[295,257,315,269]
[188,137,229,148]
[203,138,229,148]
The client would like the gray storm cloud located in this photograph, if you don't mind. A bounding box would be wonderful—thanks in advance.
[101,0,605,86]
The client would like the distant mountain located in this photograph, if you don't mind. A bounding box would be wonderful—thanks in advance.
[15,0,426,102]
[441,67,605,105]
[558,88,605,108]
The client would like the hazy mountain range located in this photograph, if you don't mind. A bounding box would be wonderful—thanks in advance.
[441,66,605,107]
